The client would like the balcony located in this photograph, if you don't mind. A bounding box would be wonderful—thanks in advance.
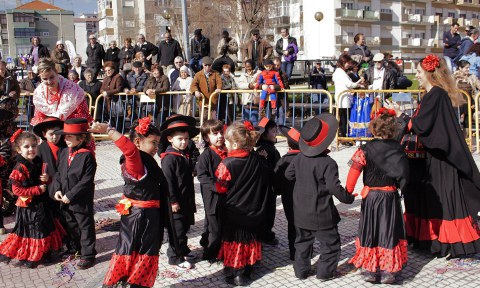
[335,35,382,47]
[400,38,434,47]
[456,0,478,7]
[269,16,290,27]
[401,14,434,24]
[432,0,454,3]
[335,8,380,22]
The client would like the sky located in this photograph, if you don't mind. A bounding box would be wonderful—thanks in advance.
[0,0,98,15]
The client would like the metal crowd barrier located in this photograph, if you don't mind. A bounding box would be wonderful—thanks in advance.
[475,91,480,154]
[335,89,474,152]
[206,89,334,128]
[91,91,206,139]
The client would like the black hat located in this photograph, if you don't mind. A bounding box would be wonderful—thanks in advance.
[160,114,199,141]
[250,28,260,35]
[278,125,300,146]
[256,117,276,135]
[54,118,90,135]
[263,59,273,66]
[194,29,202,36]
[299,113,338,157]
[132,61,143,68]
[33,117,64,139]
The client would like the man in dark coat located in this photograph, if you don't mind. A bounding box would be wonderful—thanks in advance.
[104,40,121,70]
[349,33,373,65]
[363,53,397,90]
[275,28,298,80]
[243,29,273,70]
[443,22,461,71]
[134,34,158,70]
[189,29,211,73]
[86,34,105,77]
[157,32,183,74]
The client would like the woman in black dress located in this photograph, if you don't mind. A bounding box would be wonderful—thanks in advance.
[394,54,480,257]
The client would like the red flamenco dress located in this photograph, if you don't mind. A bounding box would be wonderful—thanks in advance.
[103,136,165,288]
[215,150,271,279]
[346,139,410,273]
[0,155,65,267]
[400,86,480,257]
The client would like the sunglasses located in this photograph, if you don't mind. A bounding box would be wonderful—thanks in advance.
[204,64,212,66]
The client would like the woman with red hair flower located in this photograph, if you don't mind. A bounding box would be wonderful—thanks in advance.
[392,54,480,258]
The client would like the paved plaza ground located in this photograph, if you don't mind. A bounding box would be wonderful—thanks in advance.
[1,139,480,288]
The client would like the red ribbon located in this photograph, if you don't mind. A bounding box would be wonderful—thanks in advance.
[304,120,329,147]
[10,129,23,143]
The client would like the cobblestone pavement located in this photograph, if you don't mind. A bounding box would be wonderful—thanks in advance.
[1,140,480,288]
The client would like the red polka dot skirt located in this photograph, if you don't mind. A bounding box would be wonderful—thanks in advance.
[103,252,159,287]
[217,240,262,269]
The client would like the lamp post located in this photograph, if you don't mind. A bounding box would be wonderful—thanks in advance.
[161,3,189,62]
[47,9,63,42]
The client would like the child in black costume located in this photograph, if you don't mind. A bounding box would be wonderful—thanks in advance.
[255,117,281,245]
[53,118,97,269]
[0,130,65,268]
[273,125,301,260]
[215,120,271,286]
[89,117,166,288]
[196,119,228,260]
[285,114,355,281]
[346,109,409,284]
[160,115,200,269]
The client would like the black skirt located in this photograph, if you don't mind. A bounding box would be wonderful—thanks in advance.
[103,206,162,287]
[349,190,407,273]
[404,153,480,257]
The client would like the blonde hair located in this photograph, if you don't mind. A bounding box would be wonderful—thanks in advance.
[37,58,56,74]
[225,121,260,151]
[419,58,465,107]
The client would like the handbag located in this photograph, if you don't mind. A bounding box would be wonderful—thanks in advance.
[400,134,425,159]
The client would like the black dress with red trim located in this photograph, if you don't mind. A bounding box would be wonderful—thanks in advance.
[0,155,65,264]
[347,140,409,273]
[215,150,272,271]
[103,139,166,288]
[401,86,480,257]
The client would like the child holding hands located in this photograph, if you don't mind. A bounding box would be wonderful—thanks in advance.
[0,130,65,268]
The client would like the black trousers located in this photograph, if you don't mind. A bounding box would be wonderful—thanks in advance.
[294,225,341,279]
[202,212,222,259]
[62,208,96,260]
[262,190,277,241]
[338,108,349,137]
[166,213,191,265]
[282,192,295,257]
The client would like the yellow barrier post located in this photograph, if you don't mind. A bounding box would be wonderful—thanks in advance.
[476,91,480,154]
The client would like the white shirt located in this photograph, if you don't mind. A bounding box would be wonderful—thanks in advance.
[332,68,359,108]
[281,37,289,62]
[371,67,385,90]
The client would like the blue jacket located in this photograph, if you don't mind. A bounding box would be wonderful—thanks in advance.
[453,37,474,62]
[460,53,480,78]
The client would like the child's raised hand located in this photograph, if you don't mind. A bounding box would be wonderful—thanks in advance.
[40,173,49,183]
[62,195,71,204]
[88,122,109,134]
[171,203,180,213]
[39,184,47,193]
[54,191,63,201]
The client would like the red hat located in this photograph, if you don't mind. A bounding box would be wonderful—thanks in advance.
[33,117,64,139]
[54,118,90,135]
[299,113,338,157]
[160,114,199,141]
[278,125,300,146]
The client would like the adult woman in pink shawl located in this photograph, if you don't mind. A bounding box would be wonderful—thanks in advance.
[31,58,94,150]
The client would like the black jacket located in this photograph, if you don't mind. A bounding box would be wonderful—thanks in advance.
[274,150,299,196]
[256,139,281,170]
[157,39,183,66]
[135,41,158,68]
[118,46,135,69]
[29,44,50,60]
[104,47,121,67]
[196,147,224,215]
[363,65,397,90]
[160,146,196,225]
[53,147,97,213]
[275,36,298,57]
[190,36,210,59]
[86,43,105,70]
[285,152,354,230]
[79,80,102,101]
[37,141,65,200]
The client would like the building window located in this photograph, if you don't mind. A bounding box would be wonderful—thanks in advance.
[473,14,478,19]
[14,28,36,38]
[42,32,49,36]
[414,9,425,15]
[459,13,466,19]
[381,9,392,14]
[341,3,354,9]
[448,12,455,18]
[124,0,134,7]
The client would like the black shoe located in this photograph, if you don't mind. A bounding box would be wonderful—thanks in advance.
[317,275,335,282]
[23,261,38,269]
[362,269,378,282]
[294,271,308,280]
[76,258,95,270]
[233,275,248,286]
[380,272,396,284]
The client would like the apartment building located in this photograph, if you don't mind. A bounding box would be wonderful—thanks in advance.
[0,0,74,58]
[266,0,480,59]
[74,13,99,60]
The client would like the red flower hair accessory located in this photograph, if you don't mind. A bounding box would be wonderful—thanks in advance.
[375,108,396,118]
[421,54,440,72]
[244,120,254,131]
[135,117,151,135]
[10,129,23,143]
